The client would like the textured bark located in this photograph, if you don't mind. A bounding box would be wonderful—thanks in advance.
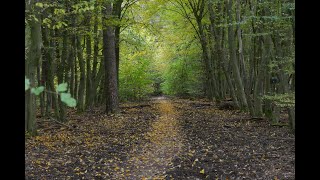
[69,35,75,98]
[113,0,123,88]
[227,0,248,110]
[57,30,69,122]
[273,35,295,132]
[85,28,93,108]
[37,61,44,116]
[192,0,216,101]
[74,51,78,100]
[54,29,66,122]
[42,27,60,120]
[208,1,238,106]
[103,2,119,113]
[26,0,41,134]
[76,36,86,112]
[91,13,100,106]
[253,39,266,117]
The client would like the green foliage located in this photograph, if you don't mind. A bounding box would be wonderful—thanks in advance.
[119,54,153,101]
[60,93,77,107]
[31,86,44,95]
[162,58,203,97]
[25,77,76,107]
[71,0,95,14]
[56,83,68,92]
[25,76,30,91]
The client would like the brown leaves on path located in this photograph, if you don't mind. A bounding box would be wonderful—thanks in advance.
[25,97,294,179]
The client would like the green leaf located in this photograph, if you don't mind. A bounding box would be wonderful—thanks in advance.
[60,93,77,107]
[25,77,30,91]
[56,83,68,92]
[31,86,44,95]
[35,2,43,8]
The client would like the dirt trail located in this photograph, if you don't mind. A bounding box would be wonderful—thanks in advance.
[114,98,184,179]
[25,97,294,179]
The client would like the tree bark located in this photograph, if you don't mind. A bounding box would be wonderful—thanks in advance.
[76,36,86,112]
[26,0,41,134]
[103,2,119,113]
[113,0,123,88]
[85,26,93,109]
[227,0,248,110]
[42,27,60,120]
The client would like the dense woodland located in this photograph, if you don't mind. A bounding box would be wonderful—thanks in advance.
[25,0,295,178]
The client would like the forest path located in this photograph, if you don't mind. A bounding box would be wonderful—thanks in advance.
[25,97,295,179]
[115,97,185,179]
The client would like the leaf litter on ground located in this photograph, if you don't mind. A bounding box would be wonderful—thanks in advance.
[26,97,294,179]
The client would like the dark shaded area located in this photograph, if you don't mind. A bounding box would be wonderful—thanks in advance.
[166,99,295,179]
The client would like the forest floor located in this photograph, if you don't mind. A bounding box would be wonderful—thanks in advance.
[25,97,295,179]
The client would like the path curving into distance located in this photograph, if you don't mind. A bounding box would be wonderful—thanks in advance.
[113,97,185,179]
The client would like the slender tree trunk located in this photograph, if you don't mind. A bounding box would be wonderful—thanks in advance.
[74,50,78,100]
[58,30,69,121]
[76,36,86,112]
[70,35,75,98]
[253,38,266,117]
[93,58,104,104]
[196,19,215,101]
[37,61,44,116]
[273,35,295,132]
[90,1,100,106]
[42,27,60,120]
[227,0,248,110]
[26,0,41,134]
[85,27,92,108]
[113,0,123,88]
[55,29,67,122]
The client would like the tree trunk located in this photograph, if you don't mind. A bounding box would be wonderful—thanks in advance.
[227,0,248,110]
[76,36,86,112]
[69,35,75,98]
[252,39,266,117]
[103,2,119,113]
[85,29,93,109]
[58,30,68,121]
[25,0,41,134]
[55,29,67,122]
[37,61,44,116]
[113,0,123,88]
[42,27,60,120]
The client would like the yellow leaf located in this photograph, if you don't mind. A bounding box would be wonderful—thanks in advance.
[200,169,205,174]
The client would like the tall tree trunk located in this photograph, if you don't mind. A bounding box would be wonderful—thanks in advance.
[227,0,248,110]
[42,27,60,120]
[58,30,69,121]
[69,35,75,98]
[37,61,44,116]
[76,36,86,112]
[91,18,99,106]
[273,34,295,132]
[113,0,123,88]
[252,39,265,117]
[74,50,78,100]
[85,27,93,109]
[103,2,119,113]
[235,0,254,114]
[56,29,66,121]
[26,0,41,134]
